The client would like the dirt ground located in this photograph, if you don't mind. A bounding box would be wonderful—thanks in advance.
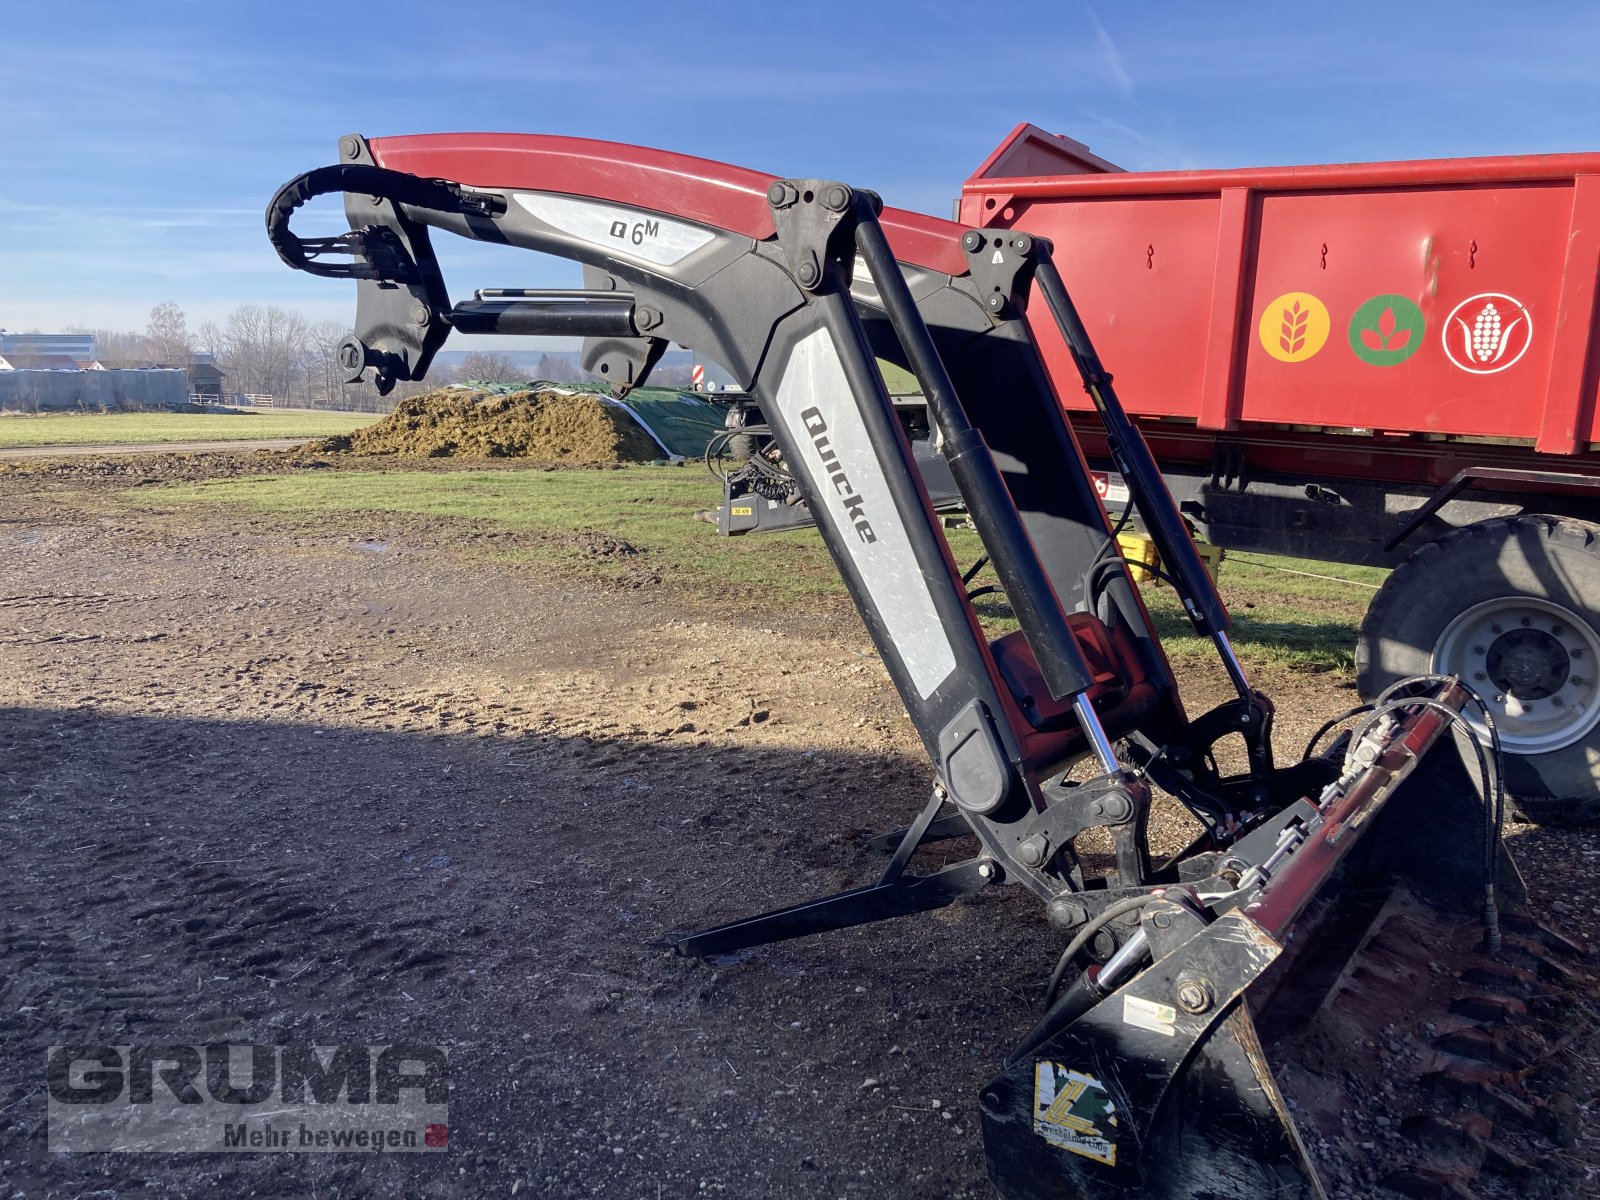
[0,439,308,460]
[2,455,1596,1199]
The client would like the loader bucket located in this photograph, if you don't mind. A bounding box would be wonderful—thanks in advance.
[980,689,1591,1200]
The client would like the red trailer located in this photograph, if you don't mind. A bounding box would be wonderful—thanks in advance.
[962,125,1600,820]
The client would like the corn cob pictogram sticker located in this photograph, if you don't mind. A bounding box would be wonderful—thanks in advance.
[1442,293,1533,375]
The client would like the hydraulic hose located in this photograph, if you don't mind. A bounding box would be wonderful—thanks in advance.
[265,164,503,279]
[1042,895,1154,1007]
[1301,703,1375,761]
[1348,677,1506,951]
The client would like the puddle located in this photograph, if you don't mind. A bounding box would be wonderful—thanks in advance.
[356,539,390,554]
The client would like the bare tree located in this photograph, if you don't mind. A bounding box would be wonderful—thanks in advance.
[217,305,311,401]
[146,302,193,368]
[57,308,423,411]
[68,327,150,367]
[195,321,224,358]
[307,321,354,408]
[534,352,573,382]
[649,361,693,388]
[451,351,522,385]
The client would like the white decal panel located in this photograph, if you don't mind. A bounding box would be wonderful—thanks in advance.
[512,193,715,267]
[772,329,956,700]
[1122,994,1176,1037]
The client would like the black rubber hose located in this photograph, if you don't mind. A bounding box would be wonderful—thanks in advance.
[1087,552,1184,597]
[1301,703,1375,761]
[1042,896,1152,1007]
[1080,501,1137,605]
[265,163,488,278]
[1374,674,1507,950]
[1373,675,1507,873]
[1348,681,1504,951]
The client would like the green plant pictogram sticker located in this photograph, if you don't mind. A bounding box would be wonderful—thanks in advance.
[1348,295,1425,366]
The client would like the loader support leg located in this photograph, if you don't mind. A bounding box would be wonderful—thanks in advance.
[668,860,994,960]
[877,788,950,883]
[669,792,995,960]
[863,808,970,854]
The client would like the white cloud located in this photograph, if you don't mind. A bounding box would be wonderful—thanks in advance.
[1087,6,1134,97]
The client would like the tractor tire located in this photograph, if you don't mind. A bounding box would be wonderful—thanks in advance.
[1356,514,1600,824]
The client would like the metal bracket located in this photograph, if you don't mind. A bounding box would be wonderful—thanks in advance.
[1385,464,1600,551]
[338,135,454,394]
[1136,888,1207,953]
[1020,775,1145,874]
[768,179,872,296]
[982,910,1312,1199]
[1189,691,1276,783]
[961,227,1039,322]
[1208,441,1251,491]
[578,266,666,396]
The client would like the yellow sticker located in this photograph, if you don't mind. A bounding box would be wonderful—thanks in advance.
[1032,1062,1117,1165]
[730,506,753,516]
[1258,291,1330,363]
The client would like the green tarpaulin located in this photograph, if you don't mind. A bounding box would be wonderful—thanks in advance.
[609,387,727,460]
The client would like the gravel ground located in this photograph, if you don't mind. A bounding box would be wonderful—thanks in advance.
[1,461,1595,1199]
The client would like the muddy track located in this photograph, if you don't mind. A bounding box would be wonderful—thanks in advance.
[0,438,309,459]
[2,486,1596,1199]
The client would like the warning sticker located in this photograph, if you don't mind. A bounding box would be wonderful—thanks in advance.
[1090,470,1130,505]
[1257,292,1331,363]
[1122,993,1177,1037]
[1032,1062,1118,1166]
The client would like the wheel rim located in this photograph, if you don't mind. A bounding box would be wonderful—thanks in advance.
[1431,596,1600,755]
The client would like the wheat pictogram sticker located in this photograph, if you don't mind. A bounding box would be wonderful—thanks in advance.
[1260,292,1330,363]
[1280,302,1309,355]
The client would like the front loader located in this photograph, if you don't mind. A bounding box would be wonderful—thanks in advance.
[267,133,1592,1199]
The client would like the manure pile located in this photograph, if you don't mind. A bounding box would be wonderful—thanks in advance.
[317,387,660,463]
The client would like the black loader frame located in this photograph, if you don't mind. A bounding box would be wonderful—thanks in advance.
[266,133,1576,1200]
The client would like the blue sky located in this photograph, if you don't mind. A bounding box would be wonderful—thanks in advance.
[4,1,1599,336]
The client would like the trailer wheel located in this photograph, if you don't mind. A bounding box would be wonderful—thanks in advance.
[1356,515,1600,824]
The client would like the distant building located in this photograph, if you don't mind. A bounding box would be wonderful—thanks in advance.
[0,331,95,360]
[4,354,88,370]
[187,352,225,399]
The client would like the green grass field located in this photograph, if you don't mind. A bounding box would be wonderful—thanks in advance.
[148,466,1386,672]
[156,467,851,605]
[0,409,382,448]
